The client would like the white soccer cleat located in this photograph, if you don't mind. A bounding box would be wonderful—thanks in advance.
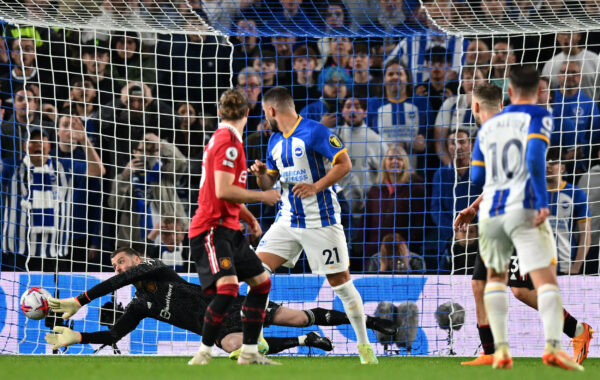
[237,351,281,365]
[188,350,212,365]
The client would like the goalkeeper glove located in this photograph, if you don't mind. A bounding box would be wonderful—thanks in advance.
[45,326,82,350]
[48,297,82,319]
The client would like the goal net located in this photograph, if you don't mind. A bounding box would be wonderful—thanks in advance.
[0,0,598,358]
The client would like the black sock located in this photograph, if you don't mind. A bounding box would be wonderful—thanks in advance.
[305,308,349,326]
[201,294,236,346]
[264,337,300,354]
[241,280,270,345]
[478,324,495,355]
[563,309,578,338]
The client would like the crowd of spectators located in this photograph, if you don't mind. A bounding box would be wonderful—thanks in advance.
[0,0,599,275]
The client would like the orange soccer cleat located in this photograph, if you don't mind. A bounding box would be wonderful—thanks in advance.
[571,323,594,364]
[461,353,494,366]
[542,346,584,371]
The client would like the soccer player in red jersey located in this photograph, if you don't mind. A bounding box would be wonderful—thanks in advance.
[187,89,281,365]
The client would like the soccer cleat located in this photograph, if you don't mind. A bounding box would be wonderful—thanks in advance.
[237,351,281,365]
[461,353,494,365]
[492,344,513,369]
[229,335,270,360]
[542,346,584,371]
[571,323,593,364]
[358,343,378,364]
[305,332,333,351]
[367,316,397,336]
[188,350,212,365]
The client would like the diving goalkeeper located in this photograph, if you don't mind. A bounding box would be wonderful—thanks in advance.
[46,247,396,355]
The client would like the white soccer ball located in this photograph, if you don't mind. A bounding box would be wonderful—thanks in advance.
[20,287,52,320]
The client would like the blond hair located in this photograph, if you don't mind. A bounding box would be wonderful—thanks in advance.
[378,144,411,185]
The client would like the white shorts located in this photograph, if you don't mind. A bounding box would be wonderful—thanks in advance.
[257,223,349,275]
[479,209,557,275]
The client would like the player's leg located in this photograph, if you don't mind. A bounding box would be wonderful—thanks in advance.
[462,252,495,365]
[302,224,376,364]
[270,305,396,335]
[220,332,333,355]
[479,215,513,369]
[512,212,582,371]
[189,228,241,365]
[256,222,303,273]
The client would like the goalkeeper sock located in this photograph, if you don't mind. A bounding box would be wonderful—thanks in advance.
[304,308,349,326]
[332,280,369,344]
[264,337,300,354]
[538,284,564,348]
[478,324,495,355]
[241,278,271,345]
[201,283,238,347]
[483,282,509,347]
[562,309,580,338]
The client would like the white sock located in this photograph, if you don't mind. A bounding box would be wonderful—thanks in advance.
[332,280,369,344]
[537,284,564,349]
[483,282,509,347]
[198,343,212,354]
[241,344,258,354]
[298,335,307,346]
[575,322,584,337]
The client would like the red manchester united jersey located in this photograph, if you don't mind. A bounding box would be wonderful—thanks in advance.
[189,124,247,237]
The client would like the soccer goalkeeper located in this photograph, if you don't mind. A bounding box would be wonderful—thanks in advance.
[46,247,396,355]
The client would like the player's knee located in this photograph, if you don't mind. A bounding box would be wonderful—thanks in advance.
[217,283,239,298]
[250,277,271,295]
[472,280,486,298]
[510,286,528,302]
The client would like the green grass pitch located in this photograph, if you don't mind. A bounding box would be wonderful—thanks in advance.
[0,356,598,380]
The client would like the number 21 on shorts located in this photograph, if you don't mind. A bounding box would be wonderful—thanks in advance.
[322,248,340,265]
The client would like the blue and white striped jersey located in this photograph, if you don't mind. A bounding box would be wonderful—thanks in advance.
[473,104,553,220]
[266,116,346,228]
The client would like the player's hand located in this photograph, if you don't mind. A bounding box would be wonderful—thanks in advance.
[454,207,477,231]
[48,297,82,320]
[249,159,268,176]
[292,183,318,199]
[320,114,337,128]
[247,218,262,240]
[534,208,550,226]
[45,326,82,350]
[260,189,281,206]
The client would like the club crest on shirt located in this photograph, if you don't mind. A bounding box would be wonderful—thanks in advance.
[329,135,342,148]
[145,281,157,292]
[219,257,232,269]
[294,146,304,158]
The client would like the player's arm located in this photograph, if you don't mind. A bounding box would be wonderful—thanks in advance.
[240,204,262,240]
[250,160,279,190]
[470,137,486,186]
[45,302,144,349]
[293,150,351,199]
[215,170,280,206]
[527,117,552,225]
[49,259,169,319]
[571,218,592,274]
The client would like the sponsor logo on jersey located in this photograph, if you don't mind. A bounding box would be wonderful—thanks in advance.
[159,284,173,320]
[223,160,234,168]
[329,135,342,148]
[219,257,232,269]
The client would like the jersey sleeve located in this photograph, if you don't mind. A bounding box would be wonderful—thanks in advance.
[213,134,242,174]
[76,259,171,305]
[266,135,278,174]
[470,137,486,186]
[79,299,146,345]
[311,122,347,165]
[527,112,553,145]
